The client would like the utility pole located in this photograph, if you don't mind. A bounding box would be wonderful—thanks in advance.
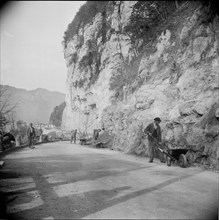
[84,108,90,136]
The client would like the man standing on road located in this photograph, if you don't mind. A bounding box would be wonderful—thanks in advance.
[70,130,73,143]
[27,123,36,149]
[73,129,77,144]
[144,117,165,163]
[70,129,77,144]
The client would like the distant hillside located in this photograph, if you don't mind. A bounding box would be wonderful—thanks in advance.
[1,85,65,124]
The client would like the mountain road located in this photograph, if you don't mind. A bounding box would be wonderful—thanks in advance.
[0,142,218,219]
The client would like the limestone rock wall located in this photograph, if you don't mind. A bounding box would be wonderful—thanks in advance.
[62,1,137,133]
[62,1,219,169]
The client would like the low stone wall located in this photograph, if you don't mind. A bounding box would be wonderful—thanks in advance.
[0,136,46,159]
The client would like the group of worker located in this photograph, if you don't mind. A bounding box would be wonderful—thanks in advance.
[68,118,163,163]
[70,127,106,145]
[1,117,164,163]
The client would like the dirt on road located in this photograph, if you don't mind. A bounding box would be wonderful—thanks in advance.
[0,142,218,219]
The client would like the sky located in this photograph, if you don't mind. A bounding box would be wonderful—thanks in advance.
[0,1,86,93]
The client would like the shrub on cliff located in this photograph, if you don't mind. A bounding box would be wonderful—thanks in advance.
[109,54,142,94]
[124,1,177,52]
[63,1,109,47]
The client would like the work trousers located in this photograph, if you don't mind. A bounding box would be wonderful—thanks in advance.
[29,136,35,148]
[71,136,76,144]
[148,140,165,162]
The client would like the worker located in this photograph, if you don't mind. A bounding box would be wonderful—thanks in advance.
[144,117,165,163]
[70,129,77,144]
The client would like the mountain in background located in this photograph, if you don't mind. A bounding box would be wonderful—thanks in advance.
[2,85,65,124]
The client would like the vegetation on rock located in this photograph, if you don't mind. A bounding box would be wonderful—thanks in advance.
[63,1,109,47]
[124,1,178,53]
[109,55,143,95]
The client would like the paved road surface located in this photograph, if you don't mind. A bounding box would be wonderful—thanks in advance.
[0,142,218,219]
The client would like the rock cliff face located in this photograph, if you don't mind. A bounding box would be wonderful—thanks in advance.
[62,1,219,169]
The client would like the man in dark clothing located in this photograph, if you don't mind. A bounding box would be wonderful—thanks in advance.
[70,130,74,143]
[70,129,77,144]
[27,123,36,149]
[93,129,101,141]
[73,129,77,143]
[144,117,165,163]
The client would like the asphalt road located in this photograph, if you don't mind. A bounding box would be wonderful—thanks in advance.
[0,142,218,220]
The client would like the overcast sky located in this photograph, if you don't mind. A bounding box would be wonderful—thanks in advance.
[0,1,85,93]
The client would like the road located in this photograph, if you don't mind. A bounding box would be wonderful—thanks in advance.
[0,142,218,220]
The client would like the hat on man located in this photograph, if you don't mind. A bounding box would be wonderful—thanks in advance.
[154,117,161,122]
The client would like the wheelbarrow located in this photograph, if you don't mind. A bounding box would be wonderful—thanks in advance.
[145,131,190,168]
[165,148,190,168]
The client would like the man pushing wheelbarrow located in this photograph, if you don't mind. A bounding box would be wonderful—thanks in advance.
[144,117,196,168]
[144,117,166,163]
[144,117,180,165]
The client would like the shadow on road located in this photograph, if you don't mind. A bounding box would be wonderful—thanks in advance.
[1,153,217,220]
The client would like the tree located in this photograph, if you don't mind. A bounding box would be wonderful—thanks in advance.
[62,1,109,47]
[124,1,176,51]
[49,102,66,127]
[0,85,19,132]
